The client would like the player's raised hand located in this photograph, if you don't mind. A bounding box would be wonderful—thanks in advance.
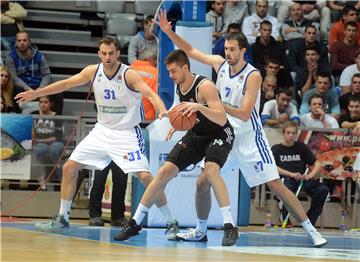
[14,90,37,103]
[157,9,172,34]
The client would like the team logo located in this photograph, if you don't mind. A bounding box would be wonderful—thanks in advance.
[123,155,128,161]
[238,75,244,83]
[117,75,122,83]
[189,98,195,102]
[254,161,263,173]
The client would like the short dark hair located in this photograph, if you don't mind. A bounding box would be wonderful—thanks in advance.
[305,44,318,54]
[260,20,272,29]
[265,57,281,66]
[342,5,357,16]
[352,73,360,81]
[345,21,358,30]
[227,23,241,33]
[164,49,190,69]
[305,25,317,33]
[98,36,120,50]
[226,32,249,50]
[144,15,154,24]
[277,88,293,97]
[348,95,360,105]
[317,71,331,81]
[309,93,324,105]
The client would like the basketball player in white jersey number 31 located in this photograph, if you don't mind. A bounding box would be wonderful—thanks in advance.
[15,37,179,238]
[157,9,327,247]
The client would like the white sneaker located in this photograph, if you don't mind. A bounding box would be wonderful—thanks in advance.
[308,230,327,248]
[176,228,208,242]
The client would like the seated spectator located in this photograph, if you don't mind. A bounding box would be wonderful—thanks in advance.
[128,15,158,64]
[242,0,281,45]
[0,0,27,50]
[300,72,340,116]
[5,31,59,114]
[300,93,339,128]
[251,20,288,73]
[339,73,360,113]
[260,73,277,114]
[271,120,329,226]
[261,88,300,127]
[330,21,359,81]
[329,6,360,46]
[262,58,294,93]
[327,0,360,22]
[206,0,228,45]
[31,95,65,188]
[0,66,20,113]
[224,0,248,26]
[339,48,360,93]
[248,0,282,18]
[130,50,158,121]
[89,161,128,227]
[282,2,317,43]
[288,25,329,77]
[338,95,360,128]
[214,23,241,58]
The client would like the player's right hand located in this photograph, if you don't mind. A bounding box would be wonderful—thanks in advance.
[14,90,37,103]
[157,9,172,34]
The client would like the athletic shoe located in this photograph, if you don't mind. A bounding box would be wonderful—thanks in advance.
[89,217,105,226]
[175,228,208,242]
[114,218,142,241]
[35,215,69,233]
[165,219,180,240]
[222,223,239,246]
[308,230,327,248]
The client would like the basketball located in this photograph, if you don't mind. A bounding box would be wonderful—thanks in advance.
[168,108,197,131]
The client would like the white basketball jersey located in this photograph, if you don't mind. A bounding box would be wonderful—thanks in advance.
[92,63,143,130]
[216,61,261,133]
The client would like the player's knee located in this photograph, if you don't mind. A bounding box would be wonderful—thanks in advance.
[63,161,80,178]
[138,172,153,186]
[196,178,211,193]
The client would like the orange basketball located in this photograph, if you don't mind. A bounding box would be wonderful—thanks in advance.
[168,108,197,131]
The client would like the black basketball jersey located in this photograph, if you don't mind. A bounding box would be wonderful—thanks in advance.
[176,74,229,135]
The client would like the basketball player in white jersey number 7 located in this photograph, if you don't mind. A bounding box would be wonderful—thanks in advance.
[156,10,327,248]
[15,37,179,238]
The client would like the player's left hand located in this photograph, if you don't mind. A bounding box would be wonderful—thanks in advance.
[158,110,168,120]
[174,102,200,117]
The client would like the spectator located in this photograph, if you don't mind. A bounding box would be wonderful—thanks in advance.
[271,120,329,226]
[130,50,158,121]
[0,0,27,50]
[206,0,228,45]
[224,0,248,26]
[353,151,360,179]
[262,57,294,93]
[128,15,158,64]
[338,95,360,128]
[250,20,288,73]
[329,6,360,46]
[242,0,281,45]
[214,23,241,58]
[260,73,277,114]
[261,88,300,127]
[339,73,360,113]
[31,95,65,188]
[339,48,360,93]
[300,72,340,116]
[248,0,283,18]
[300,93,339,128]
[89,161,128,227]
[282,2,317,43]
[327,0,360,22]
[288,25,329,78]
[0,66,20,113]
[5,31,56,114]
[330,21,359,81]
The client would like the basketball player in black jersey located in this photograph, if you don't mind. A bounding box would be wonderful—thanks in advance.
[115,50,239,246]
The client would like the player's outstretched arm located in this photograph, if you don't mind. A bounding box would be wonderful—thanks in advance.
[15,65,96,103]
[126,69,167,119]
[224,71,262,122]
[157,9,224,73]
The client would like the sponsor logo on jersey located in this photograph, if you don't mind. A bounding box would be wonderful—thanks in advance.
[98,105,127,113]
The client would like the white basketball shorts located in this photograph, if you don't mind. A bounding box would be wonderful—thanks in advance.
[70,123,150,173]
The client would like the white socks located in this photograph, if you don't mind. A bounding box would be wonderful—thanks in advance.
[133,203,149,225]
[301,219,316,233]
[59,199,72,222]
[196,219,208,233]
[220,205,235,226]
[159,204,175,225]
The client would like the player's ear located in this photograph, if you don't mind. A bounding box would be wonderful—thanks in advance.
[97,50,101,59]
[117,50,120,59]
